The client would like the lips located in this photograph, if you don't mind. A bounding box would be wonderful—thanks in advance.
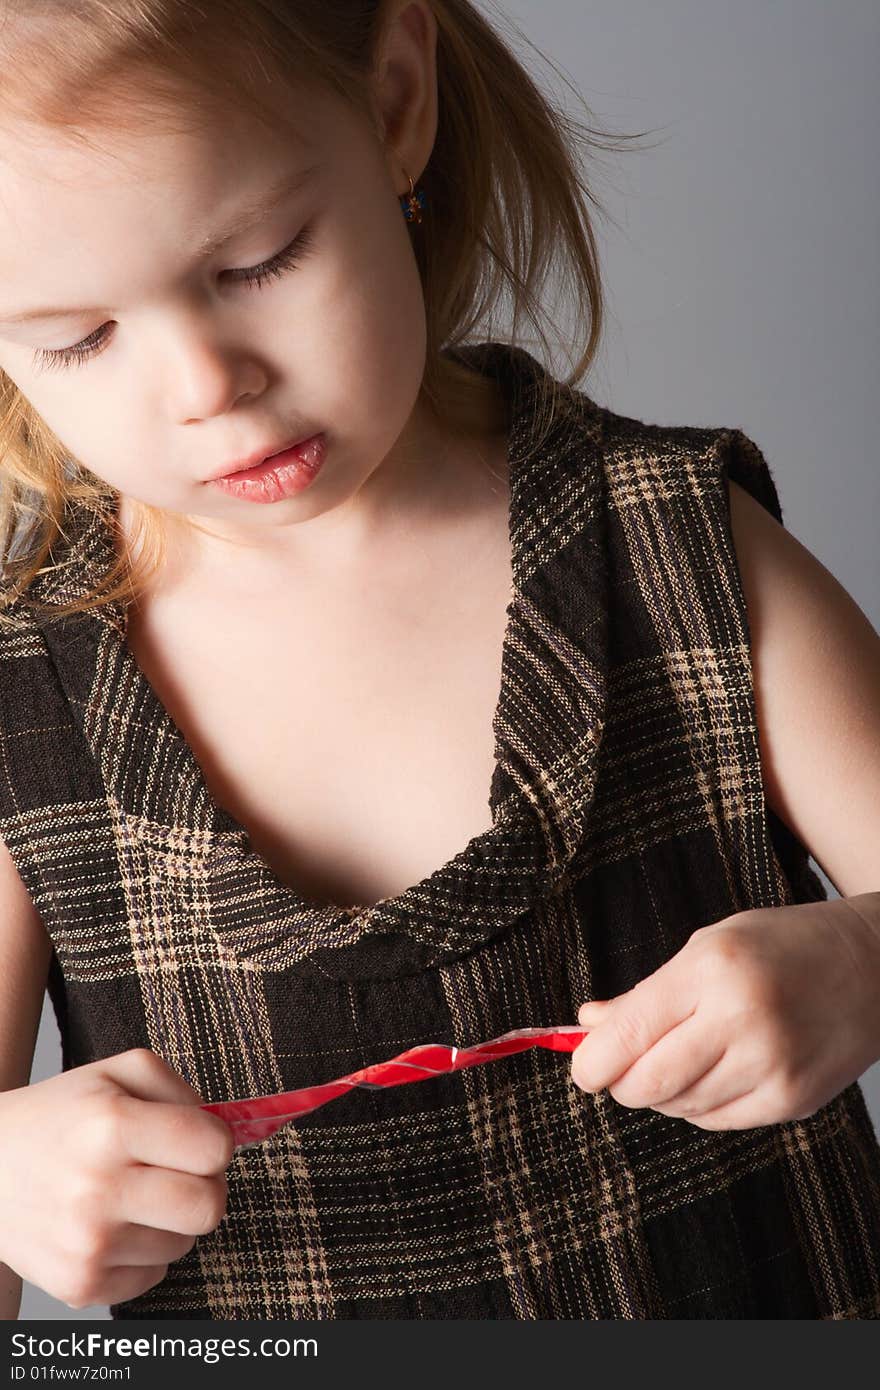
[207,433,317,482]
[208,433,327,503]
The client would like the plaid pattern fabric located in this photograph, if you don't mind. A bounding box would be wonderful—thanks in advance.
[1,339,879,1318]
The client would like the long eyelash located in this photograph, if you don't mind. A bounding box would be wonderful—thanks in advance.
[32,223,316,374]
[229,223,315,289]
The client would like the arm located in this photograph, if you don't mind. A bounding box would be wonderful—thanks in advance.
[827,888,880,1020]
[726,476,880,902]
[0,833,54,1319]
[571,479,880,1129]
[0,1265,22,1322]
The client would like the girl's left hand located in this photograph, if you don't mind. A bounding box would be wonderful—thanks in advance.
[570,899,880,1130]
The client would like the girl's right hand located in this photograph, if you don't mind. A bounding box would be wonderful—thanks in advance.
[0,1048,236,1310]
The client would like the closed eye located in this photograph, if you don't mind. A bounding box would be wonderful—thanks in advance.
[31,222,317,374]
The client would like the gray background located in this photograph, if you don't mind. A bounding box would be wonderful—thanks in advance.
[19,0,880,1318]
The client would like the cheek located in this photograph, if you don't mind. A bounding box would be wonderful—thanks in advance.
[332,313,427,464]
[4,384,88,459]
[326,179,426,329]
[355,222,429,411]
[304,217,427,430]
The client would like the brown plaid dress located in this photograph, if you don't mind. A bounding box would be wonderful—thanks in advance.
[1,340,879,1319]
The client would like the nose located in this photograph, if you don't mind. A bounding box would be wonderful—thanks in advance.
[155,305,270,423]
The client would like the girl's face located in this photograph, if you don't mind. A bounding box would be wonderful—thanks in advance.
[0,73,440,571]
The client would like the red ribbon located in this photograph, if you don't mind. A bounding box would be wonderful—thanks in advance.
[201,1024,589,1149]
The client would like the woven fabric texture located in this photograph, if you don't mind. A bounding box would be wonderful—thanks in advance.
[1,340,878,1318]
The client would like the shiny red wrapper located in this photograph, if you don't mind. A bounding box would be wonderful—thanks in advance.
[201,1024,589,1150]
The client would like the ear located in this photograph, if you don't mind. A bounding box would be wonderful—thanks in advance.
[371,0,439,184]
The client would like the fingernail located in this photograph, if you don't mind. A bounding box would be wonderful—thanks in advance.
[577,1001,607,1024]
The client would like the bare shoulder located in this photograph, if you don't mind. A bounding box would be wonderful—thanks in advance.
[726,476,880,898]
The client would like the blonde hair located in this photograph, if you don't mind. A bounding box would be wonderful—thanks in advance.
[0,0,651,629]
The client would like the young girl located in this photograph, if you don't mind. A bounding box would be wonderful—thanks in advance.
[0,0,878,1322]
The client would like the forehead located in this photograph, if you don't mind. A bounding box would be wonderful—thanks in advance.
[0,91,330,283]
[0,67,373,234]
[0,93,309,205]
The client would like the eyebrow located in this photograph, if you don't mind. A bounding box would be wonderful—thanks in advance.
[0,162,320,325]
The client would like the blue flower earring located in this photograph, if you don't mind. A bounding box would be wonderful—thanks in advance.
[400,167,427,224]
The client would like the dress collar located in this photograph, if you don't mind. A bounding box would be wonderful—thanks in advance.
[29,341,610,980]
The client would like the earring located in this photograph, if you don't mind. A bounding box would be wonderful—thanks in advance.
[400,167,427,224]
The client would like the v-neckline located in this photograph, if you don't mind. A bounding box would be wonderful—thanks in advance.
[29,341,611,980]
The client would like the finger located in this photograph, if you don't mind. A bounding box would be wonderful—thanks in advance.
[571,983,696,1093]
[96,1049,207,1106]
[108,1094,235,1175]
[101,1222,196,1268]
[673,1090,769,1131]
[650,1052,730,1117]
[577,999,615,1024]
[116,1165,228,1237]
[605,1017,724,1111]
[652,1041,767,1119]
[93,1265,172,1309]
